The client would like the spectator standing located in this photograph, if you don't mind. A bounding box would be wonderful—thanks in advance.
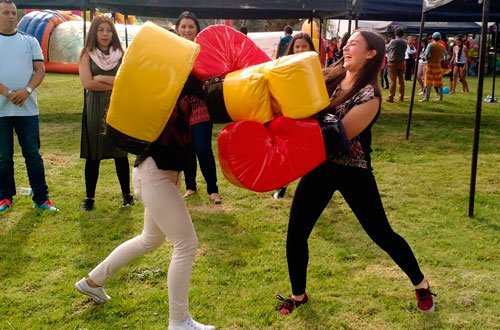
[326,38,339,66]
[0,0,57,212]
[421,32,447,102]
[417,38,429,94]
[450,34,469,93]
[179,12,222,205]
[385,28,407,102]
[276,25,293,59]
[78,16,133,211]
[404,36,417,80]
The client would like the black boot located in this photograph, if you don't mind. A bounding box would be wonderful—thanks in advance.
[122,194,135,208]
[81,198,94,211]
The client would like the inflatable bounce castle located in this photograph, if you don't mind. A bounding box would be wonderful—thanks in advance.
[17,10,141,74]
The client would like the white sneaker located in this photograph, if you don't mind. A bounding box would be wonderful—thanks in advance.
[75,277,111,304]
[168,316,216,330]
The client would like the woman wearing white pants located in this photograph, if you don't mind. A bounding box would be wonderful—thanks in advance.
[75,88,216,330]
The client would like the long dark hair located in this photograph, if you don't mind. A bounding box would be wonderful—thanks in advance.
[81,16,123,58]
[323,30,385,109]
[175,11,200,35]
[455,34,464,62]
[285,32,316,55]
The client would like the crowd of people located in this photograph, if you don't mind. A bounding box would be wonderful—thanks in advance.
[2,1,441,328]
[380,28,473,103]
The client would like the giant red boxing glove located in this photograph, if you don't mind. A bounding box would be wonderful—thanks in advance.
[192,25,271,81]
[218,114,350,192]
[193,25,273,123]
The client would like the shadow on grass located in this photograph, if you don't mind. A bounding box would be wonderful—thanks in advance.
[74,206,136,273]
[40,112,82,124]
[0,210,45,279]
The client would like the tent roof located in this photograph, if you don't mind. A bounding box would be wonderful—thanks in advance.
[13,0,500,22]
[353,0,500,22]
[359,20,483,34]
[15,0,89,10]
[88,0,352,19]
[14,1,353,19]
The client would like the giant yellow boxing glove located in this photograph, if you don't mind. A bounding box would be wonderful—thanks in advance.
[106,22,200,154]
[263,51,330,119]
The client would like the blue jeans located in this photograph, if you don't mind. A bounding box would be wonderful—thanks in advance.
[184,121,218,194]
[0,116,49,204]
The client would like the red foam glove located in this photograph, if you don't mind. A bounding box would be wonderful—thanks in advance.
[218,116,327,192]
[192,25,271,80]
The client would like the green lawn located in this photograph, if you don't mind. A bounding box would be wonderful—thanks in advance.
[0,74,499,329]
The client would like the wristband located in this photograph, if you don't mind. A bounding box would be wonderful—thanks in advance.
[7,89,13,96]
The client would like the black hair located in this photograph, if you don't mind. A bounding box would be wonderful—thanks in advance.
[285,32,316,55]
[323,30,385,109]
[175,11,200,35]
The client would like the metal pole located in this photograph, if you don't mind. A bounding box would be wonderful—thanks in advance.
[406,11,426,140]
[487,22,498,102]
[124,14,129,48]
[469,0,490,217]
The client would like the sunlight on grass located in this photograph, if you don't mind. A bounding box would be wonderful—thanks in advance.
[0,74,498,329]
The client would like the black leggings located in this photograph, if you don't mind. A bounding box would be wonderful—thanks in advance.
[286,162,424,295]
[84,157,130,198]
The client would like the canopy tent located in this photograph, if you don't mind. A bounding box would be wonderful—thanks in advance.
[397,0,498,218]
[15,0,353,19]
[15,0,89,10]
[359,20,482,35]
[353,0,500,22]
[89,0,353,19]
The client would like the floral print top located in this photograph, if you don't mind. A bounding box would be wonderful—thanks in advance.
[328,84,379,170]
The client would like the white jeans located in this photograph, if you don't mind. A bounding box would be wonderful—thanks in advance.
[89,157,198,322]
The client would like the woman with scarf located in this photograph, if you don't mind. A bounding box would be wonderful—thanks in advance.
[78,16,133,211]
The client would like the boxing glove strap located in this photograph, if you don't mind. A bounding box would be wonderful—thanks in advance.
[317,113,350,159]
[105,123,151,155]
[203,76,232,123]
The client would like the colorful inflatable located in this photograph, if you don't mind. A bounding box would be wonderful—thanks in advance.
[18,10,81,73]
[106,22,200,154]
[301,19,327,67]
[17,10,141,74]
[193,26,332,191]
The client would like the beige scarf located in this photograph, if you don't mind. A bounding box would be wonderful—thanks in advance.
[88,47,123,71]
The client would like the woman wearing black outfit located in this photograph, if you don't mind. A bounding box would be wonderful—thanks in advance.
[278,30,436,316]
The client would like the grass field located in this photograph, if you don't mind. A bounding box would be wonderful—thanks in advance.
[0,74,499,330]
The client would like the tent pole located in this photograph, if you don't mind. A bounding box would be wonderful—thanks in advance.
[319,17,323,60]
[469,0,490,218]
[487,22,498,102]
[83,8,87,44]
[406,11,426,140]
[125,14,129,48]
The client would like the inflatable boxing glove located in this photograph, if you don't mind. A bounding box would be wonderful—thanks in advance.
[201,52,330,124]
[106,22,200,154]
[193,25,329,124]
[192,25,271,81]
[193,25,273,123]
[218,114,350,192]
[262,51,330,119]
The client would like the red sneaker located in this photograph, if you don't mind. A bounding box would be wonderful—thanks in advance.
[34,199,58,211]
[0,198,12,212]
[415,286,436,313]
[276,293,308,315]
